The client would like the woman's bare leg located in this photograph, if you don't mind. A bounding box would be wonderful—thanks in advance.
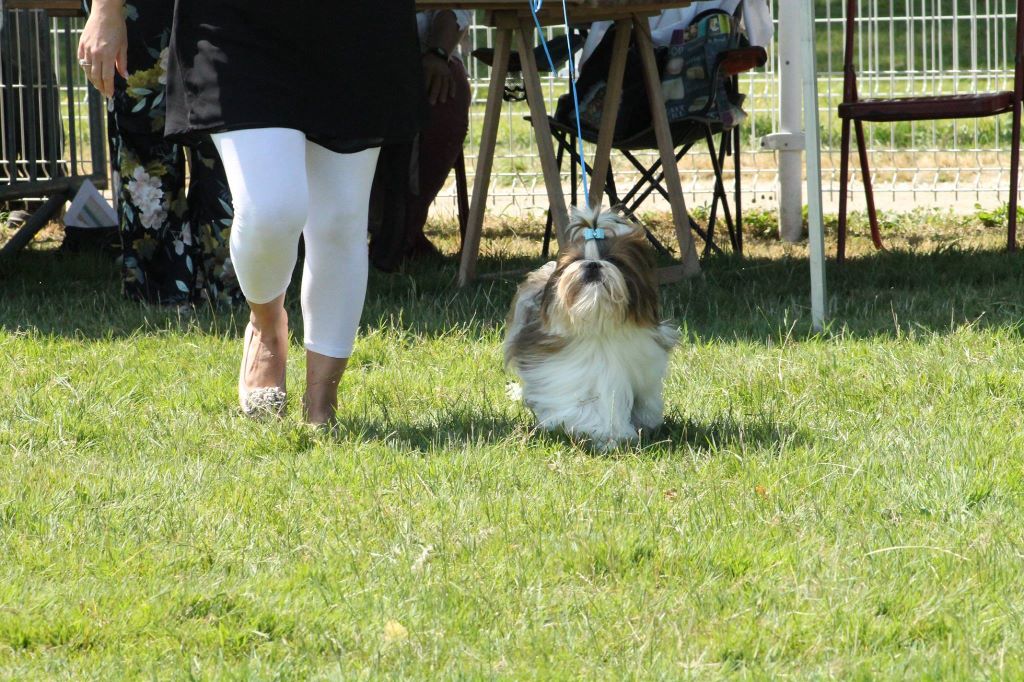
[303,351,348,425]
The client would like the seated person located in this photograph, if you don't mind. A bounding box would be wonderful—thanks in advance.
[369,9,473,270]
[579,0,772,68]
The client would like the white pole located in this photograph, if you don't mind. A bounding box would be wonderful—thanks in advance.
[803,0,828,331]
[765,0,806,243]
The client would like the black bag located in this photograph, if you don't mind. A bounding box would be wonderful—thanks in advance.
[554,24,667,141]
[660,9,746,127]
[555,10,748,141]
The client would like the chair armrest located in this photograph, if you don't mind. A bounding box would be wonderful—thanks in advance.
[472,48,525,73]
[472,30,587,74]
[685,47,768,120]
[716,47,768,77]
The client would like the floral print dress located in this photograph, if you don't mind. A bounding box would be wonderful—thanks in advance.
[105,0,241,306]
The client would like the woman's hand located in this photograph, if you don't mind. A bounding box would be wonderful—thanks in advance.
[423,53,455,106]
[78,1,128,98]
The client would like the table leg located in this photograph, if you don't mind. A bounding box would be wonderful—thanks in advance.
[458,26,512,287]
[588,17,632,209]
[633,14,701,277]
[516,18,570,246]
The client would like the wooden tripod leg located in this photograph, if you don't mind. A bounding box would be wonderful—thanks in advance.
[457,26,512,287]
[587,18,632,209]
[517,18,570,246]
[633,15,700,277]
[543,137,567,259]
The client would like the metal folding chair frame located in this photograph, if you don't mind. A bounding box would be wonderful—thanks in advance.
[541,119,744,261]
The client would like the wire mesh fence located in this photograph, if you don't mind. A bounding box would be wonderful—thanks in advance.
[443,0,1020,220]
[815,0,1021,211]
[0,8,105,202]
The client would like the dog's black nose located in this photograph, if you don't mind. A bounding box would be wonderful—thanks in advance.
[583,261,602,282]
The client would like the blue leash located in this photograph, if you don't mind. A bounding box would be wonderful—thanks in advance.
[529,0,589,202]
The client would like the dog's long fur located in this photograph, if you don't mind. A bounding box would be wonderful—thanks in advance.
[504,206,679,448]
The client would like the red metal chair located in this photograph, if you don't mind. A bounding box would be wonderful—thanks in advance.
[836,0,1024,261]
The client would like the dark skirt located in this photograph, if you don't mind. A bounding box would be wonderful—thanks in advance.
[165,1,426,153]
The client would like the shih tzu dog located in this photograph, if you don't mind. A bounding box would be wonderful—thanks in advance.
[503,205,679,449]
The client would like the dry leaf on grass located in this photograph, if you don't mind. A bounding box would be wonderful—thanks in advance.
[384,620,408,643]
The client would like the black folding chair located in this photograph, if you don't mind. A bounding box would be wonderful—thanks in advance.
[541,115,737,258]
[539,40,767,260]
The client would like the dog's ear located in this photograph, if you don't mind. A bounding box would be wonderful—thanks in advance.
[526,260,558,287]
[624,270,660,327]
[507,260,557,327]
[606,235,661,327]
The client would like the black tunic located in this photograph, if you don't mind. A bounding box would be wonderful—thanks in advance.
[165,1,426,153]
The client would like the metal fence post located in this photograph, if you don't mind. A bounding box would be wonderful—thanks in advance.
[763,0,806,243]
[803,0,827,332]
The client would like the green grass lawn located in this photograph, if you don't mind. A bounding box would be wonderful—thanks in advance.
[3,209,1024,678]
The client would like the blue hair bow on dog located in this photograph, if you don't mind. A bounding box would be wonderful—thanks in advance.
[583,228,606,241]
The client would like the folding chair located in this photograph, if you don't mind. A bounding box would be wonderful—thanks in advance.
[541,108,743,259]
[837,0,1024,261]
[464,30,586,256]
[539,34,766,260]
[471,27,590,103]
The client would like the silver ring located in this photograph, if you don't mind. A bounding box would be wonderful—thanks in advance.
[79,59,92,67]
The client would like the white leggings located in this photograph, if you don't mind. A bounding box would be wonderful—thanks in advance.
[212,129,380,359]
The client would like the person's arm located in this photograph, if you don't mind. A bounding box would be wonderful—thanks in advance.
[422,10,467,105]
[78,0,128,98]
[425,9,464,57]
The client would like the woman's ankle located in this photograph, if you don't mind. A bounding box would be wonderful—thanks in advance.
[302,383,339,424]
[303,401,337,426]
[304,351,348,424]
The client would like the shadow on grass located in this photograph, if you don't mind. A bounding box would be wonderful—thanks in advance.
[648,412,811,455]
[331,409,525,454]
[322,397,807,456]
[361,414,805,456]
[3,236,1024,343]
